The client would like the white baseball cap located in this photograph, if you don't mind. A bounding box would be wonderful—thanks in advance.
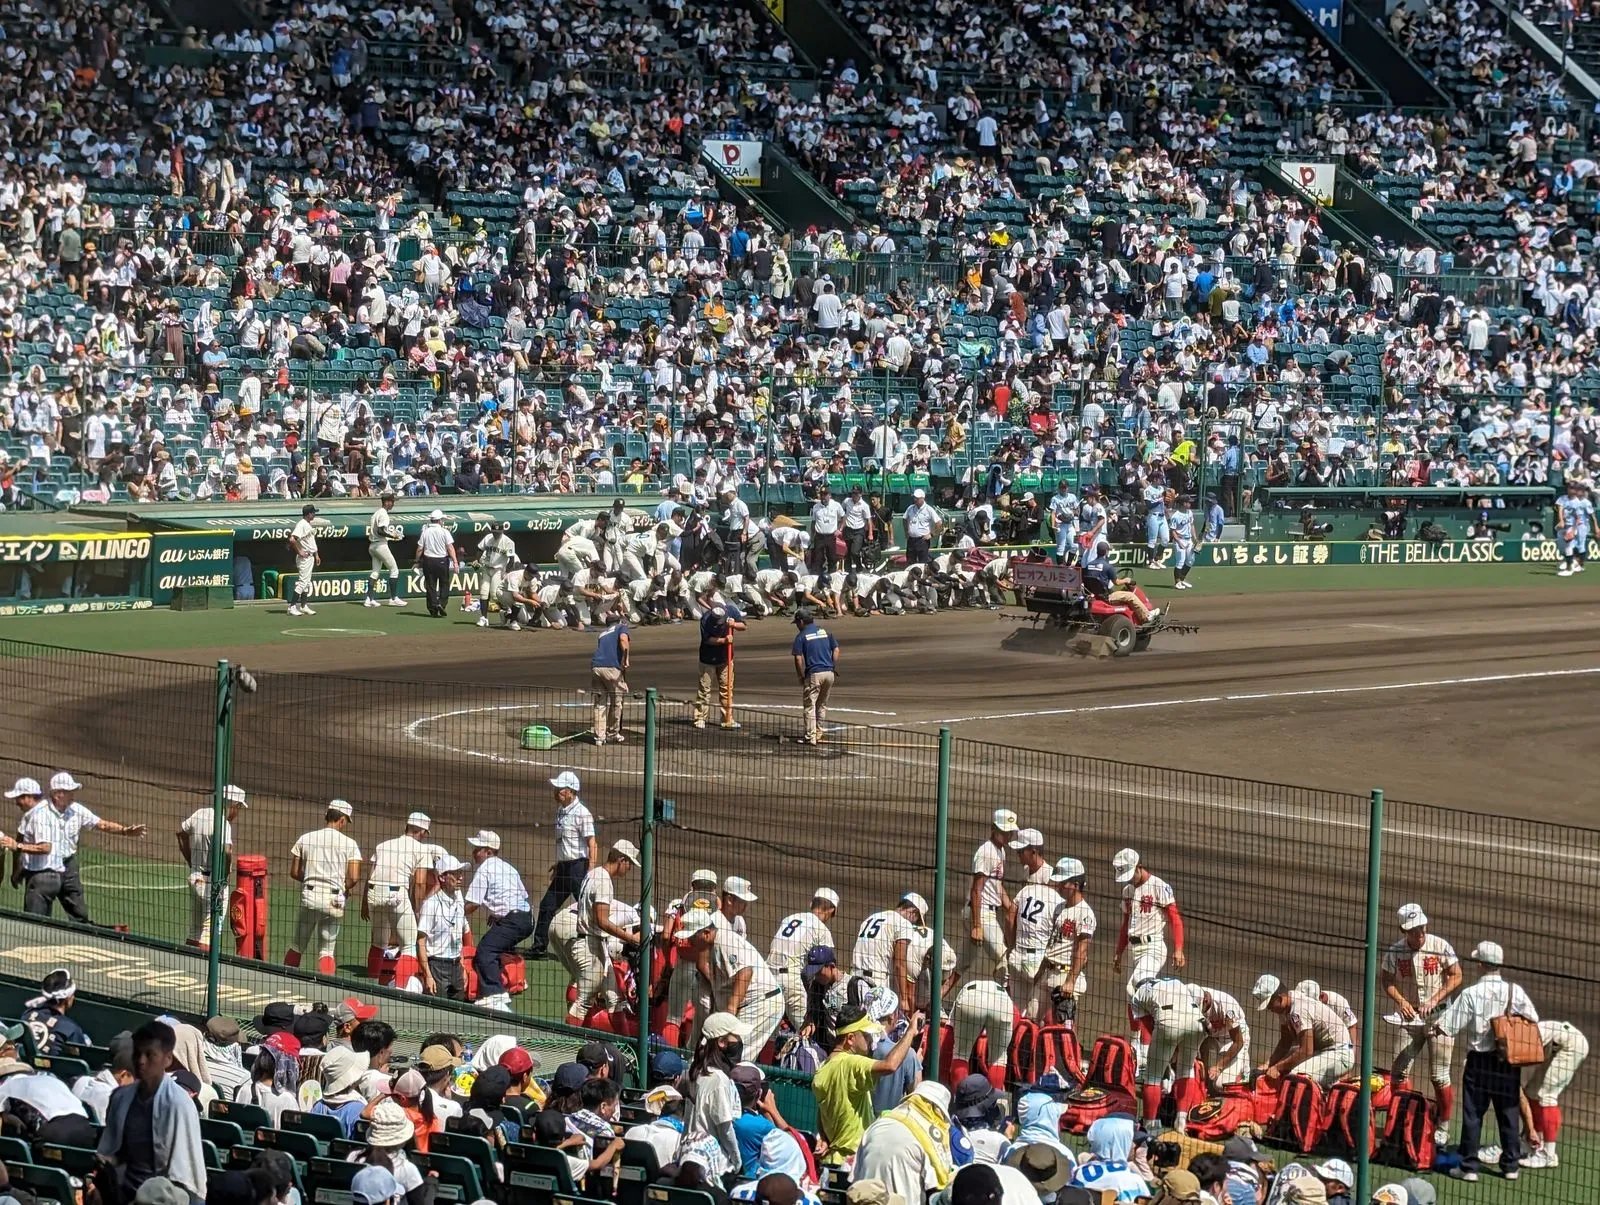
[690,868,719,886]
[5,778,41,799]
[700,1012,751,1042]
[813,887,841,907]
[900,892,930,920]
[1112,847,1140,883]
[991,808,1019,833]
[1251,973,1283,1010]
[1397,902,1428,931]
[467,829,501,848]
[1050,856,1087,883]
[405,811,432,830]
[1314,1159,1353,1189]
[678,907,718,938]
[48,772,81,793]
[328,798,354,817]
[722,876,757,902]
[1007,827,1044,851]
[1470,940,1504,966]
[434,854,467,874]
[550,771,581,792]
[913,488,926,500]
[429,508,445,521]
[612,839,641,866]
[1295,979,1321,999]
[223,785,249,807]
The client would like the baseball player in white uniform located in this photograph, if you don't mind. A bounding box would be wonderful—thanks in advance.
[1254,974,1355,1088]
[1524,1020,1590,1168]
[965,809,1019,980]
[1113,847,1186,1068]
[1131,975,1207,1131]
[720,876,756,938]
[1296,980,1360,1046]
[363,811,440,987]
[1004,838,1067,1020]
[1193,983,1252,1086]
[364,490,406,607]
[1035,857,1096,1023]
[767,889,840,1029]
[176,784,246,948]
[558,532,602,579]
[1381,903,1462,1142]
[287,800,362,975]
[662,871,720,1049]
[951,978,1015,1092]
[287,503,322,616]
[909,922,959,1014]
[474,523,518,625]
[568,841,642,1025]
[851,893,928,1009]
[680,906,785,1058]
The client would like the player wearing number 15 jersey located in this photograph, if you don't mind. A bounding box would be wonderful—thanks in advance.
[768,889,841,1029]
[850,893,929,1008]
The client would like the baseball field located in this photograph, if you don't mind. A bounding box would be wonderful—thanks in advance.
[5,557,1597,1204]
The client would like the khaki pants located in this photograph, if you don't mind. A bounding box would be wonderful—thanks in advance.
[953,980,1015,1068]
[571,933,615,1020]
[1144,1008,1206,1086]
[291,885,346,967]
[1394,1027,1456,1086]
[695,661,734,725]
[733,987,786,1057]
[592,666,627,740]
[187,873,213,945]
[775,965,809,1030]
[962,905,1007,980]
[369,542,398,578]
[366,882,418,955]
[1528,1024,1589,1105]
[1107,589,1152,622]
[1300,1045,1355,1088]
[802,671,834,741]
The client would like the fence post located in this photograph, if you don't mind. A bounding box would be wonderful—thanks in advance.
[206,661,233,1018]
[1356,788,1384,1205]
[636,688,659,1088]
[927,728,953,1076]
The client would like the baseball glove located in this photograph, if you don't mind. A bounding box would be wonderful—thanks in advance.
[386,525,404,540]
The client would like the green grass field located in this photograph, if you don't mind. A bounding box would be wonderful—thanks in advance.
[0,559,1585,655]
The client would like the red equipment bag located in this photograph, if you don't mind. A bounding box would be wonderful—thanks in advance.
[1376,1088,1437,1171]
[1269,1074,1328,1154]
[1007,1019,1041,1086]
[1086,1034,1137,1096]
[1250,1071,1282,1126]
[1322,1079,1376,1157]
[1062,1085,1138,1135]
[1037,1023,1084,1084]
[1187,1083,1256,1141]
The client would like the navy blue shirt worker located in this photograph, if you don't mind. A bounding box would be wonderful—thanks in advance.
[590,620,630,746]
[791,609,841,745]
[694,594,745,729]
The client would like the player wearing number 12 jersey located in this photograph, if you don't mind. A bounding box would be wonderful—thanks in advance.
[768,889,841,1029]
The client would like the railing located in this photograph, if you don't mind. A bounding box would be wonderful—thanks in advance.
[0,642,1594,1203]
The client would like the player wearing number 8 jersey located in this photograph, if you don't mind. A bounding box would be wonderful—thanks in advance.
[768,890,840,1029]
[1039,858,1096,1022]
[965,810,1019,980]
[851,894,928,1010]
[1382,903,1462,1144]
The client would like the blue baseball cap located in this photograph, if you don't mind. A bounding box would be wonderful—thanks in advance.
[805,945,838,968]
[649,1049,686,1082]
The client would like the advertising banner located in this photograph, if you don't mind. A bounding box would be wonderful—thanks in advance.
[149,531,235,604]
[1280,161,1336,204]
[703,139,764,187]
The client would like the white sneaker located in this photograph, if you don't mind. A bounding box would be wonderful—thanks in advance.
[477,616,489,628]
[1577,563,1587,573]
[1522,1150,1556,1169]
[612,734,625,743]
[301,605,316,615]
[1558,568,1573,577]
[364,597,380,608]
[387,597,407,606]
[287,605,303,617]
[508,621,521,631]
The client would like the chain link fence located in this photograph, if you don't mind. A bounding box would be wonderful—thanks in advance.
[2,637,1596,1199]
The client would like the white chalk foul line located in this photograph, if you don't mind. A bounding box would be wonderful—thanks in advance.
[401,703,875,783]
[898,666,1600,727]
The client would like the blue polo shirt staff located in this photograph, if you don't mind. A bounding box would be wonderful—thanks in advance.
[590,620,630,745]
[791,609,841,746]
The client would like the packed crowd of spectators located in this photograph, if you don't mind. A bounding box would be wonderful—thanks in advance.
[0,0,1592,542]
